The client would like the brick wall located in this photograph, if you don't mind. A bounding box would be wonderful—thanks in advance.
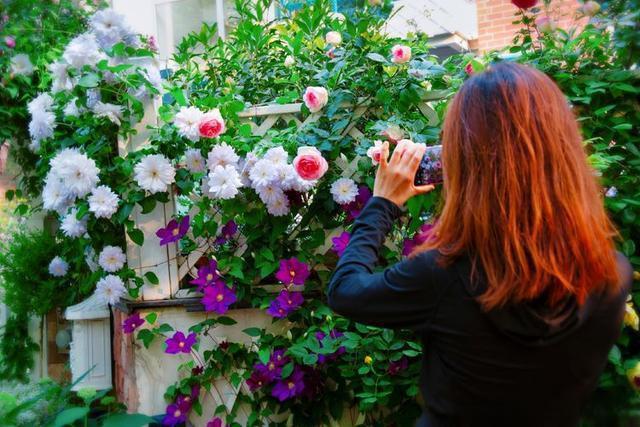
[476,0,583,52]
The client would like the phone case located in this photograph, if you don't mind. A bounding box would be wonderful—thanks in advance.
[414,145,443,186]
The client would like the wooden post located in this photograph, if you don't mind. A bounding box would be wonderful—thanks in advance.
[118,57,179,301]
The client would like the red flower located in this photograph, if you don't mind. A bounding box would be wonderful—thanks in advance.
[511,0,538,9]
[198,109,226,138]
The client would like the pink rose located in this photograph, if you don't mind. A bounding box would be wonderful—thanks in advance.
[325,31,342,46]
[303,86,329,113]
[535,16,556,33]
[464,62,474,76]
[4,36,15,48]
[391,45,411,64]
[199,109,226,138]
[367,140,384,165]
[293,146,328,180]
[381,125,404,144]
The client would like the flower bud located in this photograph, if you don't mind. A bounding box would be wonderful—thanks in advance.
[364,355,373,365]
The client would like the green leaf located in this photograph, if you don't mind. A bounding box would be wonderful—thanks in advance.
[613,123,632,131]
[170,87,187,106]
[102,413,156,427]
[366,52,387,63]
[281,362,294,378]
[144,271,159,285]
[258,348,270,364]
[53,407,89,427]
[242,327,262,337]
[139,197,157,214]
[216,316,237,326]
[137,329,155,349]
[128,228,144,246]
[145,312,157,324]
[77,73,100,88]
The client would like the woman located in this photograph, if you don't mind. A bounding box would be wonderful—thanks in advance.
[327,62,632,427]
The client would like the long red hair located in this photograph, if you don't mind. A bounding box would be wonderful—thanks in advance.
[417,62,619,310]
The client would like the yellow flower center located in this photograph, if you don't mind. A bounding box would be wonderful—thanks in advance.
[288,381,295,390]
[289,270,295,277]
[174,410,181,417]
[216,293,224,302]
[172,228,179,236]
[206,273,213,281]
[178,342,185,348]
[269,362,275,370]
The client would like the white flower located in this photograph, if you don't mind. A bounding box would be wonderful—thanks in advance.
[88,185,119,218]
[50,148,100,198]
[207,142,239,170]
[27,93,54,115]
[98,245,126,272]
[133,154,175,194]
[95,274,126,305]
[174,106,204,141]
[92,101,123,126]
[42,175,74,213]
[330,178,358,204]
[61,208,88,238]
[10,54,34,75]
[64,98,82,117]
[266,194,290,216]
[28,111,56,144]
[49,62,74,93]
[89,8,134,50]
[606,186,618,198]
[257,183,285,205]
[284,55,295,67]
[207,164,243,199]
[63,33,106,69]
[264,146,289,165]
[290,175,317,193]
[280,164,302,191]
[49,256,69,277]
[183,148,206,173]
[249,159,278,187]
[239,152,259,186]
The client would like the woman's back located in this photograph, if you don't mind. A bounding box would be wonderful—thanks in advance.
[418,251,631,426]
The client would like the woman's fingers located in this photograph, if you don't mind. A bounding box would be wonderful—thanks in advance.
[414,184,436,194]
[379,141,390,169]
[390,139,409,165]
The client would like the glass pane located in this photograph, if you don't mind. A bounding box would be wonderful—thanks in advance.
[155,0,219,61]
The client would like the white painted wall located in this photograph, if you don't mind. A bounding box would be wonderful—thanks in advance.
[385,0,478,39]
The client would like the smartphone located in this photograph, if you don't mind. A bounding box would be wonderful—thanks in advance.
[414,144,443,186]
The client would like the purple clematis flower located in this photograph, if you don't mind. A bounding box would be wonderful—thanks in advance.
[402,223,435,256]
[343,186,372,221]
[122,312,145,334]
[201,281,237,314]
[246,364,275,391]
[270,349,289,367]
[165,331,197,354]
[215,220,238,245]
[162,401,190,426]
[190,259,219,291]
[271,367,305,402]
[387,357,409,376]
[156,215,190,245]
[207,418,225,427]
[266,290,304,318]
[331,231,350,257]
[275,257,310,286]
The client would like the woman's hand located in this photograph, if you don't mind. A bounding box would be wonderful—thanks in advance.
[373,140,435,207]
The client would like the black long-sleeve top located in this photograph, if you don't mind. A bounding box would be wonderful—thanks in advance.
[327,196,632,427]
